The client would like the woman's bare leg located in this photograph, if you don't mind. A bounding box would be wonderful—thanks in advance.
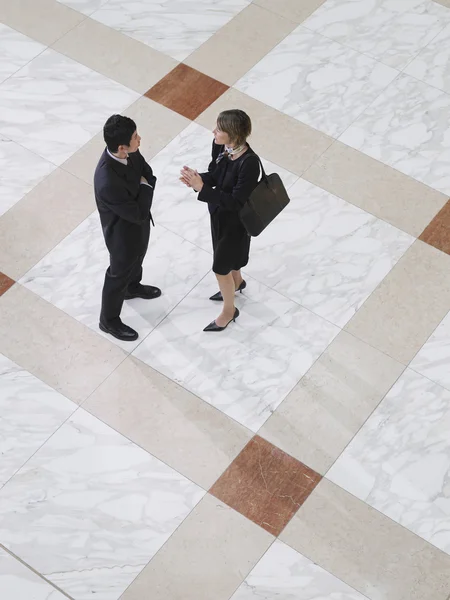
[215,273,235,327]
[231,270,244,290]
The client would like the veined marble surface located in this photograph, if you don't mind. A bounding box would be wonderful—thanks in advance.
[411,312,450,393]
[231,539,368,600]
[0,409,204,600]
[405,22,450,94]
[87,0,251,61]
[0,48,139,166]
[328,368,450,555]
[0,354,76,489]
[339,73,450,195]
[0,136,55,216]
[303,0,450,69]
[0,547,67,600]
[247,178,413,328]
[133,272,339,432]
[0,24,45,84]
[151,122,299,253]
[20,211,212,351]
[235,26,398,138]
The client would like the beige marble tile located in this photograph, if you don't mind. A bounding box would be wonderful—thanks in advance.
[185,4,296,86]
[253,0,326,23]
[281,479,450,600]
[84,356,252,489]
[62,97,190,185]
[303,141,449,237]
[0,169,95,280]
[120,494,274,600]
[53,17,177,93]
[0,284,126,404]
[433,0,450,8]
[260,331,405,474]
[345,240,450,364]
[0,0,85,46]
[196,87,333,176]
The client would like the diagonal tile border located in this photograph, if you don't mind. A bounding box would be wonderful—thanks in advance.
[52,17,177,93]
[184,4,296,86]
[303,141,449,238]
[120,495,273,600]
[0,168,95,281]
[210,435,321,536]
[0,284,126,404]
[346,240,450,364]
[146,64,229,120]
[260,330,405,474]
[83,355,252,490]
[281,479,450,600]
[0,0,85,46]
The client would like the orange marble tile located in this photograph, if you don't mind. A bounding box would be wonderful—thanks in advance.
[419,199,450,255]
[145,64,229,120]
[0,272,14,296]
[210,435,321,536]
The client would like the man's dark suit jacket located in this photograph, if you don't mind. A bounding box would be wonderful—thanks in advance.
[94,148,157,261]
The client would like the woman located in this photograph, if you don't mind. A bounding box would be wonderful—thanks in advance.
[180,109,260,332]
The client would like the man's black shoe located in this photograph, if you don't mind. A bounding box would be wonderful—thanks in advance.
[99,319,138,342]
[125,284,162,300]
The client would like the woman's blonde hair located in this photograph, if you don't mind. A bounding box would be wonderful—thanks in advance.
[216,109,252,147]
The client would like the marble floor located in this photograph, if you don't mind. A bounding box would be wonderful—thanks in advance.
[1,0,450,599]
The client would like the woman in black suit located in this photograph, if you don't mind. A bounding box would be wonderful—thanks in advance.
[180,110,260,332]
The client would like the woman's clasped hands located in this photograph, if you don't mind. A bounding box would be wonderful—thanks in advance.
[180,166,203,192]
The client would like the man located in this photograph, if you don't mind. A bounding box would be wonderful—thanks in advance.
[94,114,161,342]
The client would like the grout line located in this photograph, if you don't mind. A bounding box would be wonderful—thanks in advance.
[0,543,76,600]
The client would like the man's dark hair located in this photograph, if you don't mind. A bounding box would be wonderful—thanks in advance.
[103,114,137,153]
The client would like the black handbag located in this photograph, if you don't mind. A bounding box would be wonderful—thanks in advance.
[238,154,290,237]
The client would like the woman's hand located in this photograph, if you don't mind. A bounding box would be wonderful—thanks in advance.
[180,166,204,192]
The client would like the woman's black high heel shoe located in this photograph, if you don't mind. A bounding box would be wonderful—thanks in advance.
[203,308,240,332]
[209,280,246,302]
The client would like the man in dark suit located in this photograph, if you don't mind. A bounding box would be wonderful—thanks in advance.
[94,114,161,342]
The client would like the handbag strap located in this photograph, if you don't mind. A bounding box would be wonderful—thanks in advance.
[239,147,267,183]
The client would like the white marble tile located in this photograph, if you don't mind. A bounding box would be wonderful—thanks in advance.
[0,409,204,600]
[0,354,76,489]
[405,22,450,94]
[133,273,339,432]
[247,178,413,328]
[0,547,67,600]
[20,211,212,351]
[235,26,398,138]
[0,135,56,216]
[0,23,45,84]
[0,48,139,166]
[303,0,450,69]
[411,312,450,392]
[339,73,450,195]
[151,121,299,253]
[328,368,450,555]
[89,0,251,61]
[231,539,368,600]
